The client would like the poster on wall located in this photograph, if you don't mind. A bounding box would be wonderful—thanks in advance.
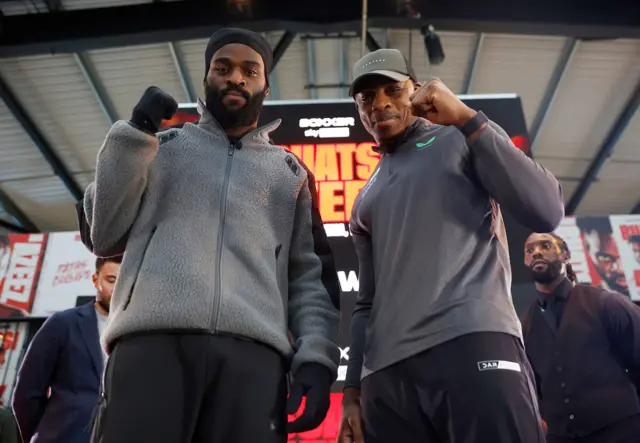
[30,232,97,317]
[553,216,640,301]
[0,233,48,317]
[609,215,640,300]
[0,322,28,406]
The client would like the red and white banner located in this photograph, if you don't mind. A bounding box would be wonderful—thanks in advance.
[30,232,97,317]
[0,233,48,316]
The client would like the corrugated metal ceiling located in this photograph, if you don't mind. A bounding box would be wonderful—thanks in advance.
[0,10,638,232]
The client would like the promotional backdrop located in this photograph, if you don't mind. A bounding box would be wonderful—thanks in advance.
[1,98,638,441]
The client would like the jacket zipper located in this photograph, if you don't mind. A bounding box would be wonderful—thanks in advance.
[211,144,236,332]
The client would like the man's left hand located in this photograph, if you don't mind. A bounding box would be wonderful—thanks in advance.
[287,364,332,433]
[410,78,476,127]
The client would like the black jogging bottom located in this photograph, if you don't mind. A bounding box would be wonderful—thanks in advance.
[360,331,546,443]
[90,333,289,443]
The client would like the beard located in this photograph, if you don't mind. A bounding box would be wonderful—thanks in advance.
[529,259,564,284]
[96,298,110,313]
[204,82,266,130]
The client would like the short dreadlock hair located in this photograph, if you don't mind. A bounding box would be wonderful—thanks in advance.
[549,233,577,283]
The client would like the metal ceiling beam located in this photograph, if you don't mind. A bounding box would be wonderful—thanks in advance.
[529,38,578,151]
[461,33,484,94]
[306,39,318,100]
[3,1,639,57]
[0,187,38,232]
[365,31,382,52]
[74,52,118,125]
[0,75,84,201]
[0,219,29,234]
[339,38,349,98]
[272,31,297,71]
[632,200,640,214]
[565,78,640,215]
[168,42,197,103]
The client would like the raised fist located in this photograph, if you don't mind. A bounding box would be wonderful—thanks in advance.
[130,86,179,134]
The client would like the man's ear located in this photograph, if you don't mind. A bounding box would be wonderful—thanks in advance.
[265,87,270,97]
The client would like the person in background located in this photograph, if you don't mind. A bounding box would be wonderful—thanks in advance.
[522,232,640,443]
[338,48,562,443]
[83,28,339,443]
[12,256,122,443]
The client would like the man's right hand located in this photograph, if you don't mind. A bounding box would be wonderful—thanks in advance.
[337,387,364,443]
[130,86,179,134]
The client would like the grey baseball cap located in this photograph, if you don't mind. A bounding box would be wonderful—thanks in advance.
[349,48,418,96]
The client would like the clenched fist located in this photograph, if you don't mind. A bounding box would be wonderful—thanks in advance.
[130,86,179,134]
[410,78,476,127]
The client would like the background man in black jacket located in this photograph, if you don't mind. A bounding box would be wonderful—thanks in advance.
[522,232,640,443]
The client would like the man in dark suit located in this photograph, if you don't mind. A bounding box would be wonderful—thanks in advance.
[12,256,121,443]
[522,232,640,443]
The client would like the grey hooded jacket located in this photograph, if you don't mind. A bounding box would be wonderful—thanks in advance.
[84,101,340,377]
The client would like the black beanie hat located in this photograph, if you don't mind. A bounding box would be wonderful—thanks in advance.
[204,28,273,84]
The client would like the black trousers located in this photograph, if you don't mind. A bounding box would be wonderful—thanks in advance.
[360,331,546,443]
[90,333,288,443]
[547,415,640,443]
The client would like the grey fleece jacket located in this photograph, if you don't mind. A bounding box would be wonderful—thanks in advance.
[84,102,340,377]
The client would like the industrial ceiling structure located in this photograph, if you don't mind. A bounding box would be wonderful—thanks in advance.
[0,0,639,233]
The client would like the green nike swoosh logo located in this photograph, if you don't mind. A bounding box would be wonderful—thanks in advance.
[416,136,436,150]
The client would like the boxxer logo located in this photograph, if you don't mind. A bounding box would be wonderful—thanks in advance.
[299,117,355,128]
[339,347,350,362]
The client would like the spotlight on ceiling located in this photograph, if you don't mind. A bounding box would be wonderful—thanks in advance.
[421,25,445,65]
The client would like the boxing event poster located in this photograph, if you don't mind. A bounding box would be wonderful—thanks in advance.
[553,216,640,301]
[609,215,640,300]
[30,232,97,317]
[0,233,48,318]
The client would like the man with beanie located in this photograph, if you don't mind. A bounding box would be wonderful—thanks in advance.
[85,28,340,443]
[522,232,640,443]
[338,48,564,443]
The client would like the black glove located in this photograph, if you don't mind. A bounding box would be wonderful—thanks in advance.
[286,363,332,433]
[130,86,178,134]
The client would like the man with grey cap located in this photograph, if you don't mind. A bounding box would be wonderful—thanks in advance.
[84,28,340,443]
[338,48,564,443]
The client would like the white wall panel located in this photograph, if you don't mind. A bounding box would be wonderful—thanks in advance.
[89,44,187,117]
[575,177,640,215]
[178,38,208,104]
[313,39,344,99]
[271,35,309,100]
[388,30,477,94]
[0,0,47,15]
[471,34,566,128]
[1,177,76,232]
[610,106,640,163]
[559,180,579,206]
[0,100,52,182]
[62,0,150,9]
[533,39,640,165]
[0,54,109,173]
